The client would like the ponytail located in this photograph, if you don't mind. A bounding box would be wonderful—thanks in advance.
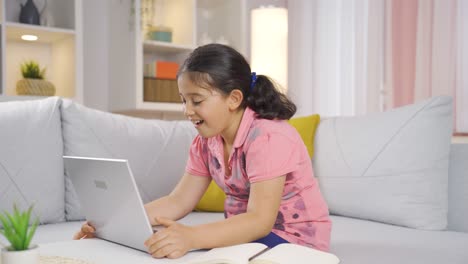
[245,75,296,120]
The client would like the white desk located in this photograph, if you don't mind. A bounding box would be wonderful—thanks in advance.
[39,239,206,264]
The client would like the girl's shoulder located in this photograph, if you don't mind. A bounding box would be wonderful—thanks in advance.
[248,118,301,144]
[252,118,297,133]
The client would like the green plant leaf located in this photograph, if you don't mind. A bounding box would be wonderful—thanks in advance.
[3,211,24,250]
[24,218,39,249]
[20,205,34,249]
[0,205,38,251]
[13,204,21,219]
[5,211,22,238]
[0,214,14,244]
[3,226,22,250]
[0,214,11,231]
[2,227,14,247]
[15,205,29,245]
[19,216,28,249]
[11,233,23,250]
[20,60,45,79]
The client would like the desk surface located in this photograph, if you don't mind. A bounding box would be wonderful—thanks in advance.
[39,239,206,264]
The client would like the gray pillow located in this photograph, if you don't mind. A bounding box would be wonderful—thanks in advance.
[313,96,453,230]
[0,97,65,226]
[60,100,197,220]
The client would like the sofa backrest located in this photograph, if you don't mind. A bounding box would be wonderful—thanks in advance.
[313,96,453,231]
[2,96,465,233]
[447,143,468,232]
[60,99,197,221]
[0,97,65,227]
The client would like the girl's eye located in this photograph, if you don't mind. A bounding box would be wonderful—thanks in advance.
[193,100,202,106]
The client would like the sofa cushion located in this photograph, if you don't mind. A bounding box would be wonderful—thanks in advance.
[313,96,453,230]
[0,97,65,227]
[330,215,468,264]
[60,100,197,220]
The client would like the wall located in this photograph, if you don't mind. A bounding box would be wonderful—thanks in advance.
[82,0,109,111]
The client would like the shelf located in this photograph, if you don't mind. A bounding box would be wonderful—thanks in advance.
[108,0,246,119]
[138,101,184,112]
[143,40,195,54]
[6,22,75,43]
[0,0,81,103]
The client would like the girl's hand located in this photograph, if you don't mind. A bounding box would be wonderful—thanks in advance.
[144,217,196,259]
[73,221,96,240]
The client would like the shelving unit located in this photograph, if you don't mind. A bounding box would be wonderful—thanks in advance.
[143,40,194,54]
[108,0,247,117]
[0,0,82,102]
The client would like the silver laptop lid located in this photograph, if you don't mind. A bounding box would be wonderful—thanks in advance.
[64,156,154,252]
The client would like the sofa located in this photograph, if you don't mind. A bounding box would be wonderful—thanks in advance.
[0,96,467,264]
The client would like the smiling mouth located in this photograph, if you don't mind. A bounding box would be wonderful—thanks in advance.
[192,120,204,126]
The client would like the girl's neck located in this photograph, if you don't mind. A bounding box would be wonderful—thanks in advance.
[220,108,245,147]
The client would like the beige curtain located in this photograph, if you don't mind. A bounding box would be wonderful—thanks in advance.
[386,0,467,133]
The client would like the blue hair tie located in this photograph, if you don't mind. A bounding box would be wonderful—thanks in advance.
[250,72,257,91]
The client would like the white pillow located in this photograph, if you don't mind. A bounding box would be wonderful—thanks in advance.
[60,100,197,220]
[0,97,65,226]
[313,96,453,230]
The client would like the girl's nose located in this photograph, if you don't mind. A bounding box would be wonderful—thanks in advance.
[183,104,195,116]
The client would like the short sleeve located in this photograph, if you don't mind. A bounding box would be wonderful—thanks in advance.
[185,135,211,177]
[245,131,301,183]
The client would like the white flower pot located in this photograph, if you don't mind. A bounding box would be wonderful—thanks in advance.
[1,245,39,264]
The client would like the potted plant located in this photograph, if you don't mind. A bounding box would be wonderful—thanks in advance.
[0,204,40,264]
[16,60,56,96]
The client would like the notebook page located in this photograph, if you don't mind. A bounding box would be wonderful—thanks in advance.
[189,243,268,264]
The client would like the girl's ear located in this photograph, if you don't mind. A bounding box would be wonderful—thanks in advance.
[228,89,244,110]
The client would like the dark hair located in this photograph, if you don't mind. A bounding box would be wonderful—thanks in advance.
[177,43,296,120]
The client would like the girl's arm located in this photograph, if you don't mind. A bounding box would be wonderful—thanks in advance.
[191,175,286,249]
[144,172,211,226]
[145,174,286,258]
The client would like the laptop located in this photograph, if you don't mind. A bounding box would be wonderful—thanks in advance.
[63,156,156,252]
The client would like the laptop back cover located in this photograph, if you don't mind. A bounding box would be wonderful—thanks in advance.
[64,156,153,252]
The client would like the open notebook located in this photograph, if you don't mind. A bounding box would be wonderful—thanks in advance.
[187,243,340,264]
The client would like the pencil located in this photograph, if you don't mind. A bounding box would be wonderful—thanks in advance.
[248,247,271,261]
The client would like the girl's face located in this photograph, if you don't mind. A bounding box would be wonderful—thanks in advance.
[178,73,242,140]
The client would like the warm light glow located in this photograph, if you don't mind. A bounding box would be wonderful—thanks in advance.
[21,35,38,41]
[251,7,288,92]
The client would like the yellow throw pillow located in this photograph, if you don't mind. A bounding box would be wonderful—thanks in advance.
[194,114,321,212]
[195,180,226,212]
[287,114,321,158]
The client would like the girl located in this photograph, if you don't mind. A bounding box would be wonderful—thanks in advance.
[75,44,331,259]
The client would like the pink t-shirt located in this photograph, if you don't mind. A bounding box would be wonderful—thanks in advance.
[185,107,331,251]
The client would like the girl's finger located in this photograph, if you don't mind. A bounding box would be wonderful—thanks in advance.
[73,231,85,240]
[151,242,177,259]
